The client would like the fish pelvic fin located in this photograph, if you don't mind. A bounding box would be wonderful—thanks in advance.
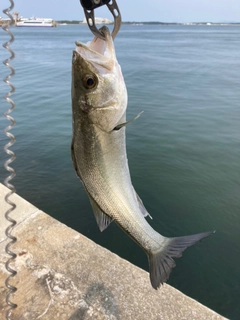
[71,141,82,180]
[148,231,215,290]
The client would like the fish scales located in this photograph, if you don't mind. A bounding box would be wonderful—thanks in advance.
[71,26,214,289]
[73,123,159,252]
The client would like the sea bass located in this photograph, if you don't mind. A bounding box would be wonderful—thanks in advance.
[71,26,214,289]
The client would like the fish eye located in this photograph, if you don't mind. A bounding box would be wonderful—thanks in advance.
[82,74,98,89]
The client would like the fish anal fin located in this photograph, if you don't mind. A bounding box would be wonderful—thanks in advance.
[88,196,113,232]
[148,231,215,289]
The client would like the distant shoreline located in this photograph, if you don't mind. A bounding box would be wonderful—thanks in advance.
[1,19,238,27]
[57,20,240,26]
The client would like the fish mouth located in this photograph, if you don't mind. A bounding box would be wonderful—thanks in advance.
[75,26,115,71]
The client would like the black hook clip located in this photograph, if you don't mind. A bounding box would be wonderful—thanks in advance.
[80,0,121,40]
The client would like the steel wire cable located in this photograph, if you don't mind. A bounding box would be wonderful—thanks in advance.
[2,1,17,319]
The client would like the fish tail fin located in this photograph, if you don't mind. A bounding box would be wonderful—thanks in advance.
[148,231,215,289]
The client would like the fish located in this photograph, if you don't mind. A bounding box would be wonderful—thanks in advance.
[71,26,215,289]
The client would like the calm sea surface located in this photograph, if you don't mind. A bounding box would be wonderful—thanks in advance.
[0,24,240,319]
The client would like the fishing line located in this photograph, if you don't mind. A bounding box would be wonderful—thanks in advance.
[2,0,17,319]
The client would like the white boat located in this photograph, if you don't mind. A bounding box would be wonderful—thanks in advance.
[81,17,113,25]
[16,17,55,27]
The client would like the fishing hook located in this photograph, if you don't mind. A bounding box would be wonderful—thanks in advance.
[2,0,17,319]
[80,0,121,40]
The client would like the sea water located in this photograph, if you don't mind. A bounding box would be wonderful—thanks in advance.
[0,24,239,319]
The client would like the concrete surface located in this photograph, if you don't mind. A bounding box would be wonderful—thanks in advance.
[0,183,227,319]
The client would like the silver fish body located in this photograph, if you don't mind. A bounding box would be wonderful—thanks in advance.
[71,27,214,289]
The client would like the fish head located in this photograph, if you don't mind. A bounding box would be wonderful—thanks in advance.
[72,26,127,132]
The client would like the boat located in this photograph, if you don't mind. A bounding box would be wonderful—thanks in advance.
[16,17,55,27]
[0,18,10,26]
[81,17,113,25]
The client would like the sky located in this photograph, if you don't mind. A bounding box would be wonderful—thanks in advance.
[2,0,240,22]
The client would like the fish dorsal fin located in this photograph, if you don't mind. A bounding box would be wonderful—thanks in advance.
[113,111,144,131]
[134,188,152,219]
[88,195,113,232]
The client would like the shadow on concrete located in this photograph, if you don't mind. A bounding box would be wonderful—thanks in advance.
[69,282,120,320]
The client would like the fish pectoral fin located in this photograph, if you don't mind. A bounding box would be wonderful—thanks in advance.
[148,231,215,290]
[133,187,152,219]
[88,196,113,232]
[112,111,144,131]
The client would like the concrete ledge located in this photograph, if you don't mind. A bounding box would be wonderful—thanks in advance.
[0,183,226,319]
